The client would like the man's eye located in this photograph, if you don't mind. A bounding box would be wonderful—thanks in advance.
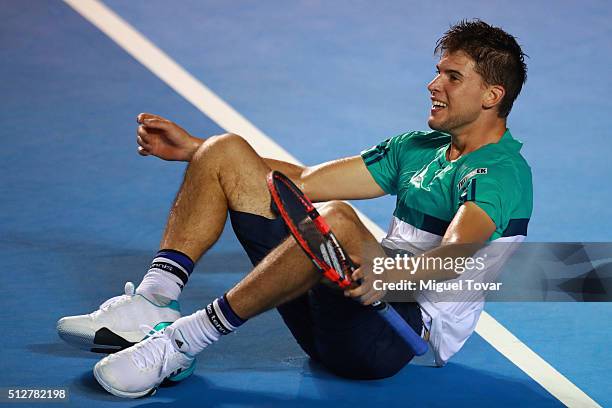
[450,75,459,81]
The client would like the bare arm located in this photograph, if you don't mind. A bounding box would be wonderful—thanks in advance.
[401,201,496,282]
[409,201,496,280]
[136,113,386,202]
[241,155,386,201]
[345,201,496,300]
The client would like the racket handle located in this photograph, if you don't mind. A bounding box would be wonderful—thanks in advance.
[372,301,429,356]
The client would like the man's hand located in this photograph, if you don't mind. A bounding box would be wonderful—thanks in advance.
[136,113,203,161]
[343,255,386,305]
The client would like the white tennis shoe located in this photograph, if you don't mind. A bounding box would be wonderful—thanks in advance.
[94,325,196,398]
[57,282,181,353]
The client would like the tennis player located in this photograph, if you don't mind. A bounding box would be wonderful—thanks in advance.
[57,20,532,398]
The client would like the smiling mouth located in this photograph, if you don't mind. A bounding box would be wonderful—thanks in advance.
[431,100,448,111]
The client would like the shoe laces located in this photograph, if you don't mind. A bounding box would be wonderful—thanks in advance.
[131,325,176,376]
[95,282,136,314]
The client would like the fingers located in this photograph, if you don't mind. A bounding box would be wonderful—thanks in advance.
[136,125,154,156]
[351,267,364,282]
[344,282,368,299]
[136,112,163,124]
[343,266,385,305]
[137,134,151,149]
[137,145,150,156]
[137,126,153,146]
[344,283,383,305]
[360,291,383,306]
[137,124,151,142]
[137,113,172,131]
[142,118,171,131]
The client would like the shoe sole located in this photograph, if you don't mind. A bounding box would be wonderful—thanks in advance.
[93,359,196,399]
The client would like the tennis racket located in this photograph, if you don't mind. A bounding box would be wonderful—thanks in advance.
[267,170,428,356]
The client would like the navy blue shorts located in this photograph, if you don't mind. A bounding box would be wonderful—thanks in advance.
[229,210,423,380]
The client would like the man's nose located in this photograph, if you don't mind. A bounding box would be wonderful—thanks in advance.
[427,75,441,94]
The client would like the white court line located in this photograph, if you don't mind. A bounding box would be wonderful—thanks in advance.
[63,1,601,407]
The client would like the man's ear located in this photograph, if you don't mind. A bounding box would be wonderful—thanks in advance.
[483,85,505,110]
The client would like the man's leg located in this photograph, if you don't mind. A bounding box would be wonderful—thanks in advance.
[228,202,423,380]
[94,200,421,397]
[136,133,278,300]
[228,209,320,360]
[225,201,377,318]
[161,135,276,259]
[58,133,285,351]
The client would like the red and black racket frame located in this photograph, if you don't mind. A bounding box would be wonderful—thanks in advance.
[267,171,352,289]
[267,171,429,356]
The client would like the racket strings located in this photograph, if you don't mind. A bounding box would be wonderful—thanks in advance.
[274,177,350,281]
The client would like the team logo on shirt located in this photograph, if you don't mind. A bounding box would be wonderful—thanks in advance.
[457,168,487,190]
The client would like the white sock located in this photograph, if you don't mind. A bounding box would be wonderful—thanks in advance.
[136,249,194,301]
[168,295,246,355]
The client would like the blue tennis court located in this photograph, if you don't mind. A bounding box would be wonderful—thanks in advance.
[1,0,610,406]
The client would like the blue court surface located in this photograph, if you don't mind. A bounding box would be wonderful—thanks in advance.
[1,1,611,406]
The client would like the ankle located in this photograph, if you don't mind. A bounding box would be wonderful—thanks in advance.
[136,249,195,301]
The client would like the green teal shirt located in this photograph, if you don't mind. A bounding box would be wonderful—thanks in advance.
[361,129,532,241]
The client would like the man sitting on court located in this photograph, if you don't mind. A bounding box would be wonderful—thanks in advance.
[57,19,532,398]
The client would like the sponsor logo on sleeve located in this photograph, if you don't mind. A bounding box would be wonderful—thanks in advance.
[458,168,487,190]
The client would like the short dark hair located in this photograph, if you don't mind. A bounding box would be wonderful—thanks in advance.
[435,19,527,118]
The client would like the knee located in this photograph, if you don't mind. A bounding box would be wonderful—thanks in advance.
[191,133,250,164]
[319,201,360,232]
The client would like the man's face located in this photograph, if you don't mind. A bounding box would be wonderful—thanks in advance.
[427,51,489,134]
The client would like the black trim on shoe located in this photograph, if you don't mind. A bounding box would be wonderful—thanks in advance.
[91,327,136,353]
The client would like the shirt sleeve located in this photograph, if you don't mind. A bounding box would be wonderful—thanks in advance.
[454,164,519,231]
[360,133,412,195]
